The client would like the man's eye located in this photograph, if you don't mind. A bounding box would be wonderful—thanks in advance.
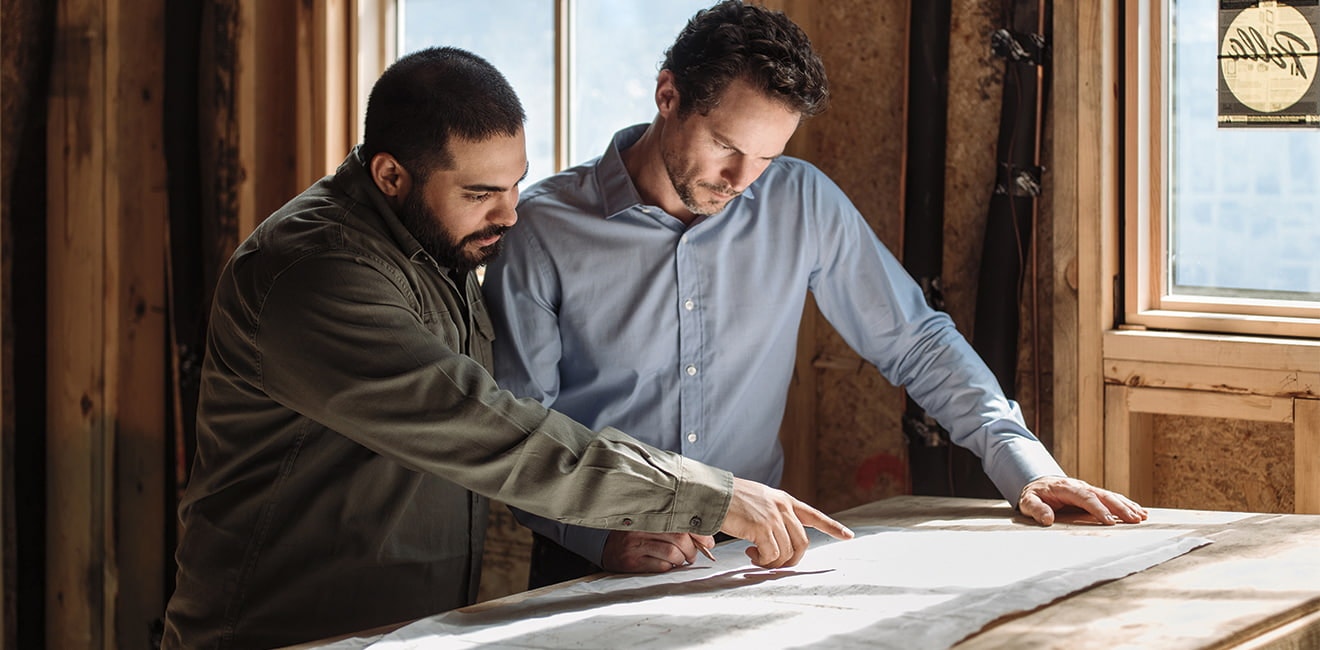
[467,193,492,202]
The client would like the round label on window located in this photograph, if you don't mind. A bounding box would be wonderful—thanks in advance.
[1219,3,1319,114]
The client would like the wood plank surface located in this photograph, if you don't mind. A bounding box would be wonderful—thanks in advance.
[834,497,1320,650]
[288,496,1320,649]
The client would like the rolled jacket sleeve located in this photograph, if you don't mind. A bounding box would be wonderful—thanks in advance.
[254,252,731,534]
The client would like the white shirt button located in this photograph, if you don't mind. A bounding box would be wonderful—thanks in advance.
[687,432,698,443]
[684,299,695,311]
[681,235,689,244]
[685,364,697,376]
[640,207,650,213]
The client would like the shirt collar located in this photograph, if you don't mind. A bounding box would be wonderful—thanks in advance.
[594,124,758,221]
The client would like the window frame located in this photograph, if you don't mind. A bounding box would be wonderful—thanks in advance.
[385,0,584,173]
[1122,0,1320,339]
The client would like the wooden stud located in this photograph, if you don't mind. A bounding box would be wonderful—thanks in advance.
[1296,399,1320,514]
[106,0,169,647]
[1053,1,1120,483]
[48,0,170,646]
[47,0,109,646]
[1104,385,1153,504]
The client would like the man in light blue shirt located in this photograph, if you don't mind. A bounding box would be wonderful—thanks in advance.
[483,0,1146,588]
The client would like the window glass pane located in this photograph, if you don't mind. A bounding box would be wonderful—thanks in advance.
[1170,2,1320,303]
[399,0,555,186]
[571,1,714,165]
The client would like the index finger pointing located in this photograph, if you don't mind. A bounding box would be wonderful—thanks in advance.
[792,501,854,540]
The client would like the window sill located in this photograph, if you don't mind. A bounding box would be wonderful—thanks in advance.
[1103,329,1320,399]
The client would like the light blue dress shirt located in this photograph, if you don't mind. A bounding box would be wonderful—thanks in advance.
[483,124,1064,564]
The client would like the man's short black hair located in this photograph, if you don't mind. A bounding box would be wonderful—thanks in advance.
[662,0,828,118]
[362,47,525,181]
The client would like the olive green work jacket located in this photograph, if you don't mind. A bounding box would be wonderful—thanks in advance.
[162,149,733,650]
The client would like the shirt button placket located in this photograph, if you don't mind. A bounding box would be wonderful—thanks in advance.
[676,231,703,455]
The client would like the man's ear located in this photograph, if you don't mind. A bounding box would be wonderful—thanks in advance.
[369,152,411,199]
[656,69,680,118]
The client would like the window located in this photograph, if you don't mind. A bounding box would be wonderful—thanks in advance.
[396,0,714,185]
[1125,0,1320,338]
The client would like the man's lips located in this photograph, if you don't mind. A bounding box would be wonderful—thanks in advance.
[467,226,511,248]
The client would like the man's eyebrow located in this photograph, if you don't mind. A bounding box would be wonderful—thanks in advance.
[461,163,530,193]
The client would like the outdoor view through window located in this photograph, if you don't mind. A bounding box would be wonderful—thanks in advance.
[1174,2,1320,304]
[400,0,713,185]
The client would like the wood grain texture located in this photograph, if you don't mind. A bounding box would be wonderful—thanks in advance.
[836,497,1320,650]
[1295,399,1320,514]
[47,0,109,646]
[1051,1,1120,483]
[106,0,169,646]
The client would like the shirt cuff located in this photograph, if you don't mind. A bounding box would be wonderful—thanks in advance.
[987,437,1066,506]
[562,526,611,566]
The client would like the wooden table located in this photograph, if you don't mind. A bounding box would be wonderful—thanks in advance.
[850,497,1320,649]
[297,496,1320,649]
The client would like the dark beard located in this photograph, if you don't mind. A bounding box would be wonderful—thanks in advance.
[396,189,510,274]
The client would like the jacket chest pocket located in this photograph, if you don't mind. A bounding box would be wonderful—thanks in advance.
[469,305,495,371]
[421,308,461,352]
[419,305,494,369]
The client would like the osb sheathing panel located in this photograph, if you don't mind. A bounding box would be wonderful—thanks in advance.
[800,0,908,515]
[804,1,1013,514]
[1152,414,1294,514]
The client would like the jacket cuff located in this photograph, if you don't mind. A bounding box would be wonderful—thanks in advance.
[671,457,733,536]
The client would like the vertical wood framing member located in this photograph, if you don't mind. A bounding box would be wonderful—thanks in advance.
[106,0,169,647]
[48,0,170,647]
[1052,1,1120,482]
[1103,385,1153,505]
[296,0,352,185]
[47,0,110,646]
[1297,399,1320,515]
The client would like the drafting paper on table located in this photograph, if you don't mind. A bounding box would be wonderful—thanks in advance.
[319,526,1211,649]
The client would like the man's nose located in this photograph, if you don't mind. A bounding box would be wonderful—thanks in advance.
[723,157,762,191]
[492,194,518,227]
